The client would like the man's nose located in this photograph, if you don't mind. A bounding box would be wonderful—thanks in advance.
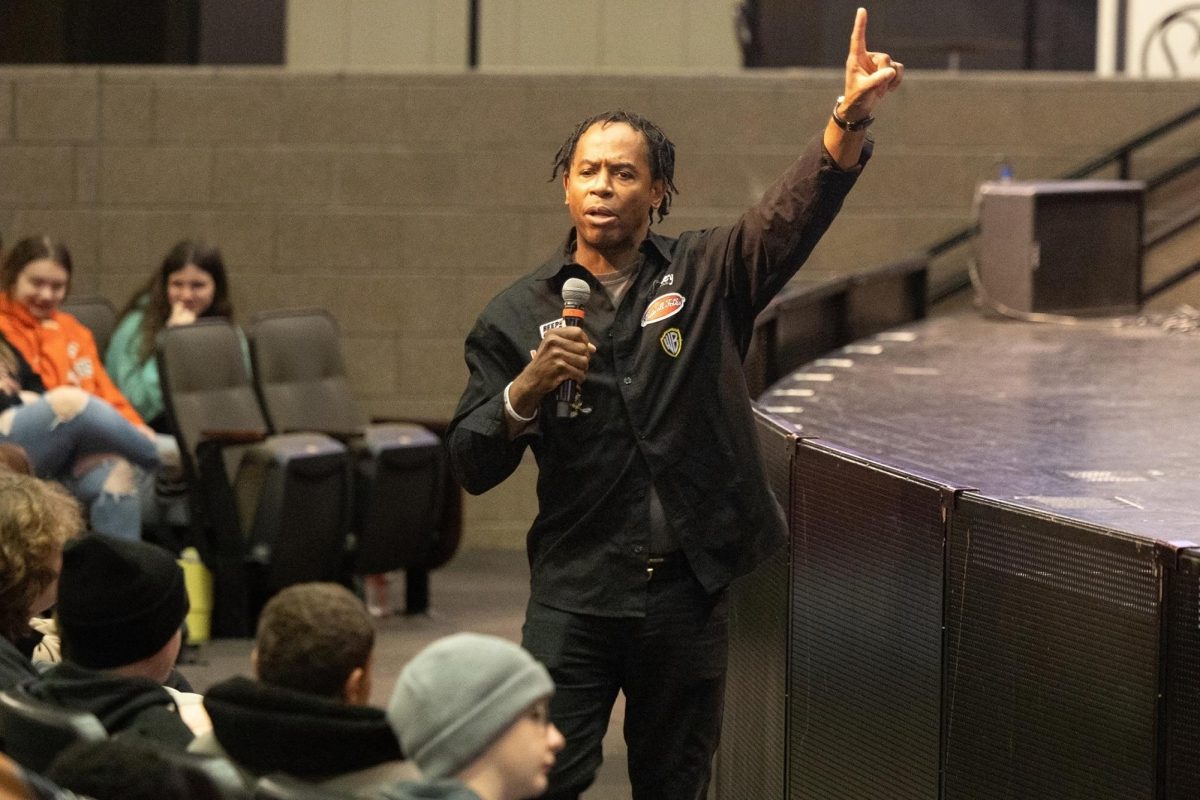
[591,170,613,195]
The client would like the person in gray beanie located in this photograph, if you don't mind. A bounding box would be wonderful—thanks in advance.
[21,535,197,749]
[380,632,565,800]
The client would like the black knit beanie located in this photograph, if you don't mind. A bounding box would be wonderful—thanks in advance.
[57,536,189,670]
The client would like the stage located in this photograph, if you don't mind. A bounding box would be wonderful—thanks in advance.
[717,309,1200,800]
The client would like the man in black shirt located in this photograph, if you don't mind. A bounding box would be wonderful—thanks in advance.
[447,9,902,799]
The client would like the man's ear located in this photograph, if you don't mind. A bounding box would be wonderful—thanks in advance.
[563,173,570,204]
[343,665,370,705]
[650,178,665,210]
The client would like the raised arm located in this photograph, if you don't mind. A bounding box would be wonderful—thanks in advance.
[824,7,904,169]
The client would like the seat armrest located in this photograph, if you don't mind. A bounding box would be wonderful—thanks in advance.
[283,427,361,444]
[371,416,451,436]
[199,429,268,445]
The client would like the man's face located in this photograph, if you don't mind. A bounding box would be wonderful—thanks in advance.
[563,121,665,265]
[488,698,565,798]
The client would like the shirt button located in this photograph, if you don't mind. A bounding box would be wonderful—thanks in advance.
[623,376,632,385]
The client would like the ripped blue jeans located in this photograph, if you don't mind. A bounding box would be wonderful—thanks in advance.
[0,388,160,540]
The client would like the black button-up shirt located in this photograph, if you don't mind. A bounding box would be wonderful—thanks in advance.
[448,135,870,617]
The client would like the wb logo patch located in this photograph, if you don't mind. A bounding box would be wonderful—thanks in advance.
[659,327,683,358]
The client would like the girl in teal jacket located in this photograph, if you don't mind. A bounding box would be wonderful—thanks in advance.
[106,240,234,431]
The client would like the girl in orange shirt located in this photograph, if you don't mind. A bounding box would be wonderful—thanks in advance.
[0,236,158,540]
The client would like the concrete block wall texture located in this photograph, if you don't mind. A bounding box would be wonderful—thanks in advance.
[0,67,1197,547]
[285,0,741,72]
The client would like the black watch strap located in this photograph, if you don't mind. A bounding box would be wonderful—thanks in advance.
[831,95,874,132]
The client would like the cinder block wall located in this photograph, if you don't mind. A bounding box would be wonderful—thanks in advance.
[1,68,1196,548]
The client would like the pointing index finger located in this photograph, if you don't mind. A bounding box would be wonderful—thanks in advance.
[850,7,868,57]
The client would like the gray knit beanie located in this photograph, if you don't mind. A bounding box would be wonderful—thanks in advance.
[387,633,554,780]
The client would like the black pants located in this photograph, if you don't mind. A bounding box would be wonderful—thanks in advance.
[522,571,729,800]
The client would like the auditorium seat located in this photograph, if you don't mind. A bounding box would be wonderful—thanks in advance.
[60,295,118,354]
[254,773,356,799]
[0,687,107,774]
[246,308,459,614]
[156,318,352,637]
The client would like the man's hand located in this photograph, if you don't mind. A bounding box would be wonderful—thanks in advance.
[506,327,596,422]
[824,7,903,169]
[841,7,902,121]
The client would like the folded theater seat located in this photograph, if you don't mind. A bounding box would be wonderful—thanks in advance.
[246,308,458,614]
[157,319,352,637]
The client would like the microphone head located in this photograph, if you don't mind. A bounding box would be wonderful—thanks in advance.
[561,277,591,309]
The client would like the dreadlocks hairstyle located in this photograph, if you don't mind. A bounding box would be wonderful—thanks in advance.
[551,110,679,224]
[118,239,233,365]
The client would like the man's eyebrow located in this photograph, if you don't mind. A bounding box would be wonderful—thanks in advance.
[574,158,641,173]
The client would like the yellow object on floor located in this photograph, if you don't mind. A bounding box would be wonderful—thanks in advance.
[178,547,213,645]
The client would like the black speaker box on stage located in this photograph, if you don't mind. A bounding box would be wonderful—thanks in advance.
[977,180,1144,315]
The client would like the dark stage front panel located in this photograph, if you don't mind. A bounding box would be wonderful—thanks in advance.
[944,496,1163,800]
[716,412,796,800]
[1168,549,1200,800]
[789,442,947,800]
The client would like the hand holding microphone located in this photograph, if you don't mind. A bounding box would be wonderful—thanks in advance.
[555,278,591,418]
[505,278,594,425]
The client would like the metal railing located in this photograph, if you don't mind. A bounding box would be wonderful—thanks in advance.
[928,101,1200,304]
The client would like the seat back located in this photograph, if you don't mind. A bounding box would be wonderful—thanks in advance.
[254,773,356,800]
[61,295,118,354]
[156,319,269,480]
[246,309,366,434]
[157,750,249,798]
[0,688,107,774]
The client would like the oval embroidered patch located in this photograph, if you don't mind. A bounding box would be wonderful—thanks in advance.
[641,292,686,327]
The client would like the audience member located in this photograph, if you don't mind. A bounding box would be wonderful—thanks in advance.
[192,583,409,795]
[45,739,227,800]
[22,535,196,749]
[380,633,564,800]
[0,473,83,690]
[0,236,146,427]
[107,239,235,432]
[2,332,159,540]
[0,237,159,539]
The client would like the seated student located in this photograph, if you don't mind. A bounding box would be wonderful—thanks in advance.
[191,582,409,795]
[0,473,83,690]
[380,633,565,800]
[2,333,160,541]
[106,240,235,433]
[21,535,196,749]
[0,237,160,539]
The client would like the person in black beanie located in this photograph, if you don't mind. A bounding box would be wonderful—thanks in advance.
[20,535,195,750]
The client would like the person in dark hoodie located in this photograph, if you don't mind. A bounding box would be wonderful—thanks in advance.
[190,582,409,795]
[21,535,195,749]
[380,633,564,800]
[0,472,83,690]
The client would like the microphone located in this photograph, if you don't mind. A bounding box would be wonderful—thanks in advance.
[556,277,591,418]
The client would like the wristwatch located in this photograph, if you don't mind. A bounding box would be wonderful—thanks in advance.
[831,95,874,132]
